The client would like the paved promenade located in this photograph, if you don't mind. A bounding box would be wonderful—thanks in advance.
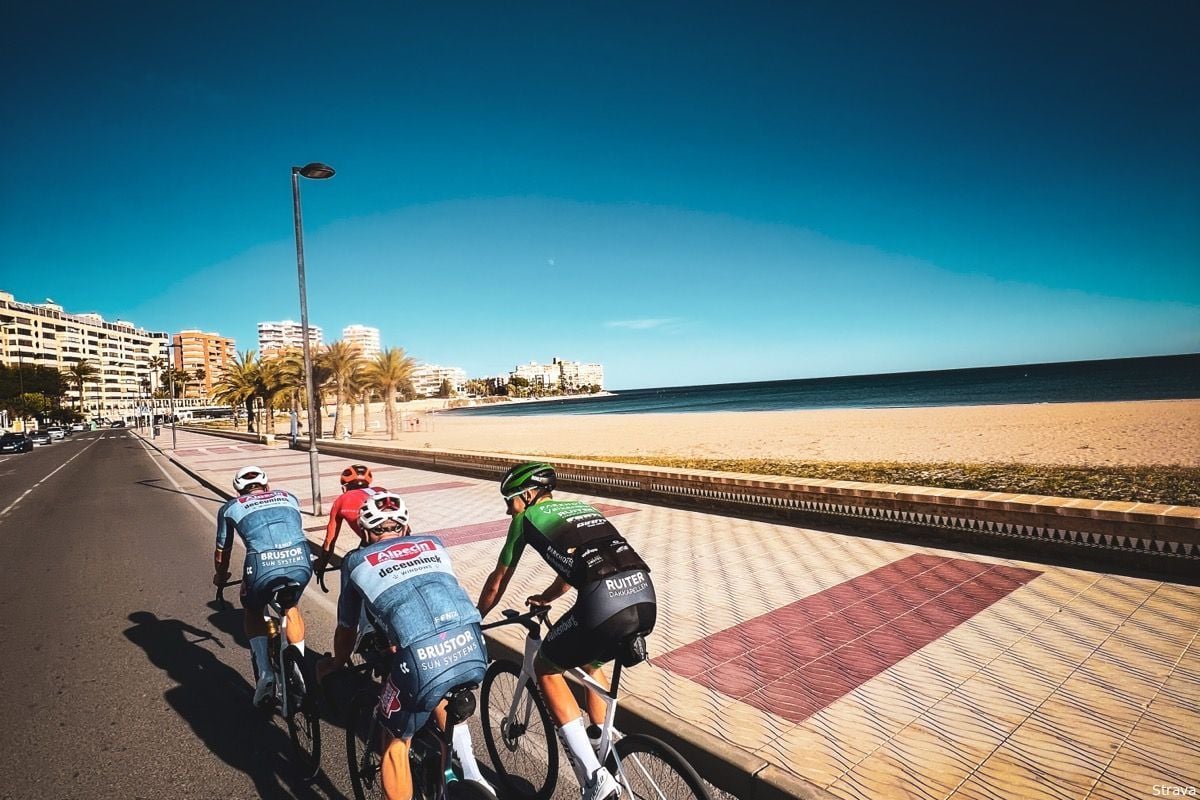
[143,427,1199,800]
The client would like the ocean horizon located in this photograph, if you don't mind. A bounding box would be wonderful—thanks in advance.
[445,353,1200,417]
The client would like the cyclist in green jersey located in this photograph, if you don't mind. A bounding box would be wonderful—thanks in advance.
[477,462,656,800]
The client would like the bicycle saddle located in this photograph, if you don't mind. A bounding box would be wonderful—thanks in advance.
[265,577,305,610]
[443,683,479,727]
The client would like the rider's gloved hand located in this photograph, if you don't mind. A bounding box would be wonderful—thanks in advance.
[213,569,231,587]
[525,594,553,607]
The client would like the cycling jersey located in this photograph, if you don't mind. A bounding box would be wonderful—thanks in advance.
[327,486,384,539]
[216,489,312,608]
[499,499,649,587]
[339,535,486,739]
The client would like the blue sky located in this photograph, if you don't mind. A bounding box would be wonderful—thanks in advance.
[1,2,1196,389]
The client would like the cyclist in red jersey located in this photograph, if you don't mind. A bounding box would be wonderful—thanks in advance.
[315,464,385,579]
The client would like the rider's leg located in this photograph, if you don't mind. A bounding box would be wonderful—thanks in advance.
[379,733,413,800]
[284,606,306,654]
[580,662,607,726]
[535,654,604,783]
[431,700,487,784]
[244,607,270,675]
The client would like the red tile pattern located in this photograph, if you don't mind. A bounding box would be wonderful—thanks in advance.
[656,554,1041,724]
[432,503,641,548]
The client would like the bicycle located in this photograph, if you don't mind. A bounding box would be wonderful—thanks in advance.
[479,607,712,800]
[344,626,495,800]
[216,577,322,780]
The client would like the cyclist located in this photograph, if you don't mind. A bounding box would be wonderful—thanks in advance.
[315,463,384,579]
[213,465,314,707]
[319,492,492,800]
[476,462,656,800]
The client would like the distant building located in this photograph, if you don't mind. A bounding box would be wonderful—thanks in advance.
[342,324,381,358]
[172,329,236,398]
[511,357,604,391]
[410,363,468,397]
[0,289,178,421]
[257,320,322,356]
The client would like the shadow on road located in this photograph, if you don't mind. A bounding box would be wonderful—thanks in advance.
[135,477,224,505]
[124,611,349,799]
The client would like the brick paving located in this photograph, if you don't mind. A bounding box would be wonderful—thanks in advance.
[142,428,1200,800]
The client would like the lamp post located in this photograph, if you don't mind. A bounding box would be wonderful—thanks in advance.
[291,161,335,515]
[163,343,179,450]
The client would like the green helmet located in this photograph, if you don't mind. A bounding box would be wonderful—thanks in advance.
[500,461,556,498]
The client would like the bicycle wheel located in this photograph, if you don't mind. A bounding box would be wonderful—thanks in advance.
[446,779,499,799]
[614,733,712,800]
[480,659,557,800]
[346,690,383,800]
[282,647,322,780]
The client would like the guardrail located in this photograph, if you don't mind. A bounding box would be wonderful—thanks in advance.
[180,426,1199,568]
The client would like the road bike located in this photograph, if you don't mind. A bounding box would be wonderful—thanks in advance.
[344,626,495,800]
[217,578,322,780]
[480,607,712,800]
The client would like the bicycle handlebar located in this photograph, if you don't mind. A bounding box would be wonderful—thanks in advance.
[480,606,552,636]
[214,579,242,608]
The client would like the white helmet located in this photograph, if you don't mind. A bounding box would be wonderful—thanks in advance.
[359,491,409,532]
[233,465,268,493]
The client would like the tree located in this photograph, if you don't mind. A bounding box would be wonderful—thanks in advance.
[193,367,207,398]
[362,347,417,439]
[316,340,365,439]
[212,350,261,432]
[437,379,453,399]
[63,360,100,412]
[271,349,333,438]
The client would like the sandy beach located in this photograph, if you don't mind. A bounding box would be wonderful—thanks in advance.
[367,399,1199,467]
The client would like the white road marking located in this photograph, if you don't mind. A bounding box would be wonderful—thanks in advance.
[134,436,339,617]
[0,437,102,519]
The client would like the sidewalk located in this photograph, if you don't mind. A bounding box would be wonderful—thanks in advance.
[140,428,1200,800]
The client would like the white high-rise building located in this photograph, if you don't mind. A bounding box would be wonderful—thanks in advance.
[511,357,604,391]
[257,320,323,356]
[410,364,468,397]
[342,324,381,358]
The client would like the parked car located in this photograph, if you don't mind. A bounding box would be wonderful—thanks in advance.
[45,426,67,440]
[110,419,127,428]
[29,430,52,446]
[0,432,33,453]
[69,422,88,432]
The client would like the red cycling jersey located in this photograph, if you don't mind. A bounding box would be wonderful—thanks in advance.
[323,485,385,553]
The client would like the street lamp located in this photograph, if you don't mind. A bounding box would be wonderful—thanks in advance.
[161,343,179,450]
[291,161,335,515]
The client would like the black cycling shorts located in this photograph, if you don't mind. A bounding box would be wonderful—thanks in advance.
[540,569,657,671]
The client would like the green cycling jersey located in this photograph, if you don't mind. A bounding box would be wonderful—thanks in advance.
[498,499,647,587]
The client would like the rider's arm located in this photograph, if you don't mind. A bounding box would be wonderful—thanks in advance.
[476,562,515,618]
[213,503,234,582]
[528,575,571,606]
[331,624,356,666]
[318,495,343,569]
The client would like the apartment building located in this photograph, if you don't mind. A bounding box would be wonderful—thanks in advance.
[410,363,468,397]
[0,289,168,420]
[257,320,323,356]
[172,329,236,398]
[342,324,381,358]
[511,357,604,391]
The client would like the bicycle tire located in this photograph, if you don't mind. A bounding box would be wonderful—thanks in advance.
[446,779,499,800]
[480,659,558,800]
[614,733,712,800]
[346,690,383,800]
[282,647,322,780]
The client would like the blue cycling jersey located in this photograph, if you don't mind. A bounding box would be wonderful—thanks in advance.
[337,535,481,650]
[216,489,307,554]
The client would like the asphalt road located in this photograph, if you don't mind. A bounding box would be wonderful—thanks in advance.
[0,432,658,800]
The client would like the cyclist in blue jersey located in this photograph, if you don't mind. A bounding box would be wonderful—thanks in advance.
[213,465,314,707]
[318,492,492,800]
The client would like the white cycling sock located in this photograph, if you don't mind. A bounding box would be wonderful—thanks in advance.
[249,636,270,676]
[560,718,603,782]
[451,725,484,782]
[289,638,305,656]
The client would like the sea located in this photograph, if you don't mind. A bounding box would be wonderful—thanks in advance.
[444,354,1200,417]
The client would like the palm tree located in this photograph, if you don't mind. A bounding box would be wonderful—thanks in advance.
[363,347,417,439]
[212,350,261,432]
[148,356,165,397]
[271,349,333,438]
[63,360,101,413]
[193,367,207,399]
[317,340,366,439]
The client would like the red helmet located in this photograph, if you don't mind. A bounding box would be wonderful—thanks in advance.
[340,464,373,489]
